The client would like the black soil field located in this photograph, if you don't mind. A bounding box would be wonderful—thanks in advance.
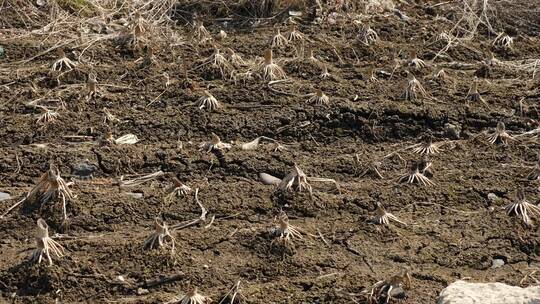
[1,0,539,303]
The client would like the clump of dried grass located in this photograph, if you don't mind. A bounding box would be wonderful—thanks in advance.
[51,49,77,72]
[371,202,406,226]
[466,76,486,104]
[165,173,192,203]
[401,72,428,101]
[358,25,379,46]
[36,106,60,127]
[307,89,329,105]
[29,219,65,266]
[196,90,221,111]
[261,164,340,198]
[219,281,247,304]
[143,217,176,254]
[260,49,286,81]
[408,52,427,70]
[364,271,412,304]
[399,157,435,186]
[270,29,288,48]
[226,48,247,67]
[2,164,74,220]
[527,158,540,180]
[487,121,515,145]
[506,190,540,226]
[198,47,235,79]
[287,25,304,42]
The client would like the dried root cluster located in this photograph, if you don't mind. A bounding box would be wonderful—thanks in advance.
[260,164,340,198]
[365,272,412,304]
[505,191,540,226]
[29,219,65,266]
[143,218,176,253]
[2,164,74,220]
[399,157,435,187]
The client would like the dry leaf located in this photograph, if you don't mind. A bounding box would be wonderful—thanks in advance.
[115,134,139,145]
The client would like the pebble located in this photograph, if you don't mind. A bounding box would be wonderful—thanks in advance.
[72,161,97,179]
[216,30,227,40]
[0,192,11,201]
[491,259,505,268]
[137,288,149,295]
[444,122,461,139]
[487,193,499,202]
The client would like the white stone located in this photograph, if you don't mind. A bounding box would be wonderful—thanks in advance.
[0,192,11,201]
[438,280,540,304]
[491,259,505,268]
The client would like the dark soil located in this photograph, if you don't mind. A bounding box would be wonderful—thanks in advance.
[1,0,539,303]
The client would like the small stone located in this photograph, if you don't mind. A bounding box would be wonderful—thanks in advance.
[0,46,4,57]
[116,275,125,282]
[0,192,11,201]
[487,193,499,202]
[491,259,505,268]
[72,161,97,179]
[389,286,406,299]
[137,288,149,295]
[216,30,227,40]
[444,122,461,139]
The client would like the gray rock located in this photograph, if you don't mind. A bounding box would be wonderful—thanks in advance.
[72,161,97,179]
[438,280,540,304]
[444,123,461,139]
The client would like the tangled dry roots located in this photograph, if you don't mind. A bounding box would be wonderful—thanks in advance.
[29,219,65,266]
[505,190,540,226]
[143,217,176,253]
[2,164,74,219]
